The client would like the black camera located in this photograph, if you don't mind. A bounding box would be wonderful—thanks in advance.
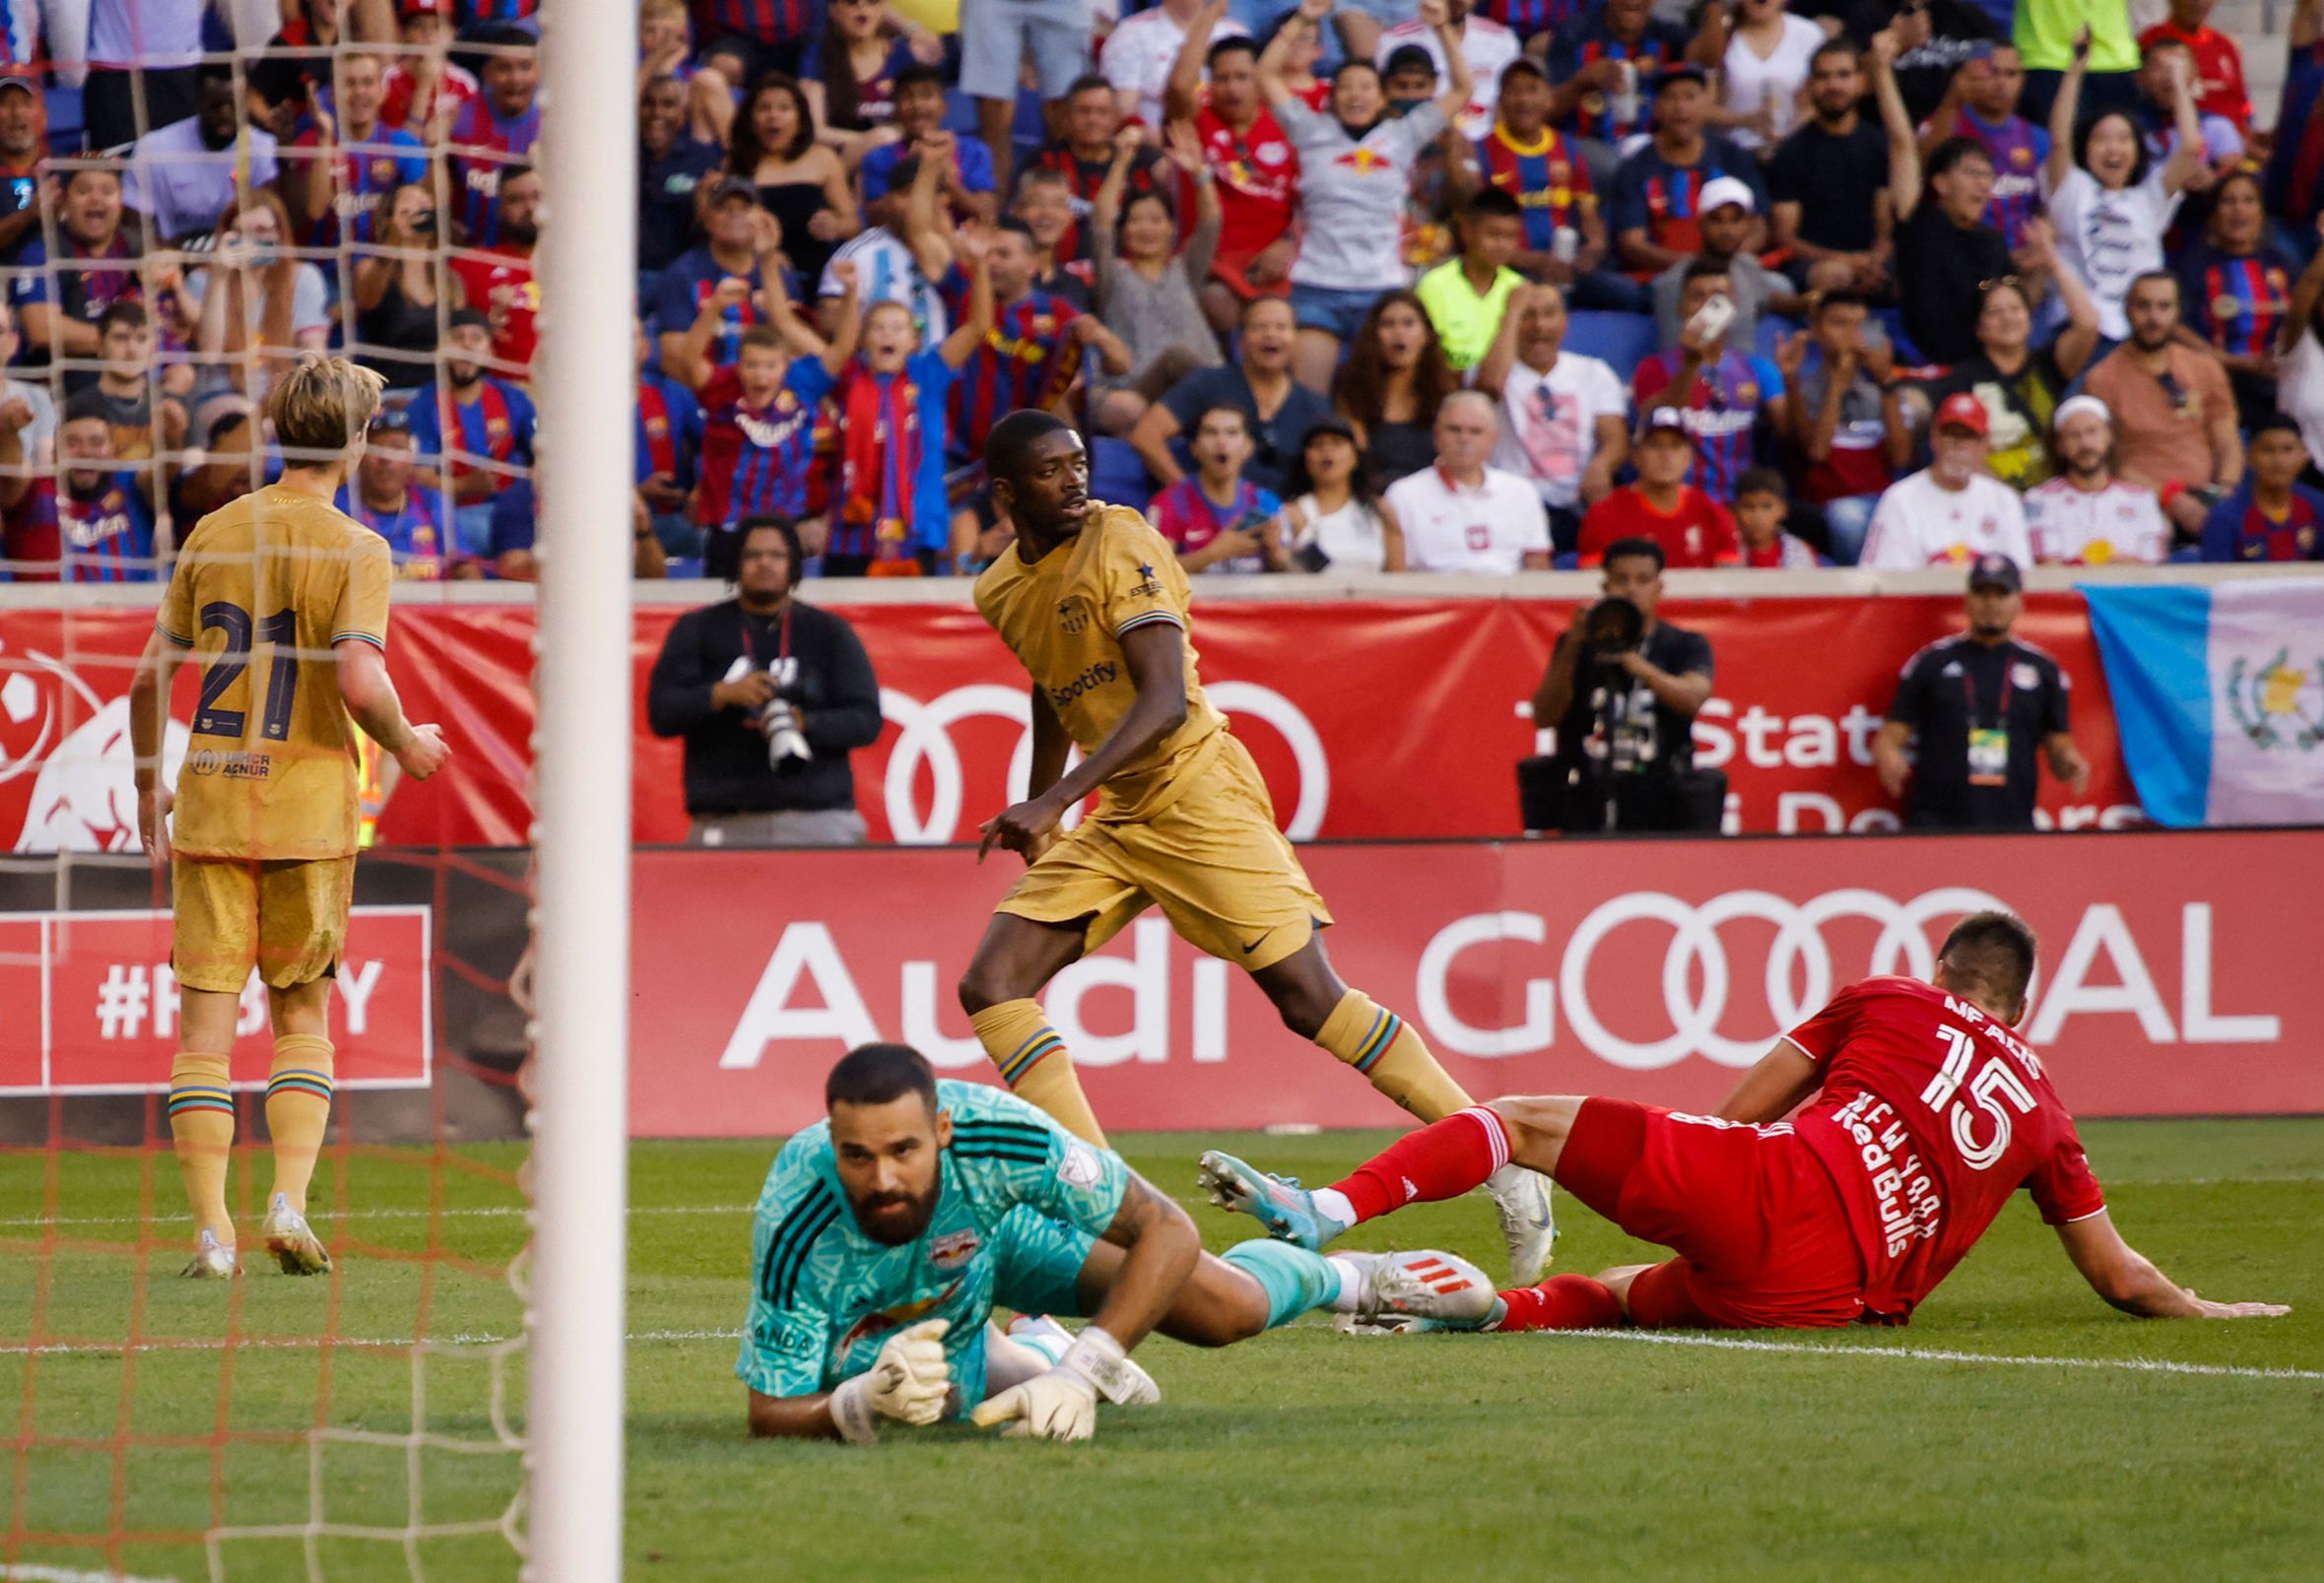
[1579,595,1644,665]
[410,209,438,234]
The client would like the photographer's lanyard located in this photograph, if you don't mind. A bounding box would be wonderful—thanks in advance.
[1963,656,2013,788]
[739,603,792,675]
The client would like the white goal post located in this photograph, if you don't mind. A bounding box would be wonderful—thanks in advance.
[526,3,637,1578]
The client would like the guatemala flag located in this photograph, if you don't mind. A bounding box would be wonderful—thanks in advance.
[2083,580,2324,827]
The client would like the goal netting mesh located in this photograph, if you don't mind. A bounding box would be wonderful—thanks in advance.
[1,17,554,1579]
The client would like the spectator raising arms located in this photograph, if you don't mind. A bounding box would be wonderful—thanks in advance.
[1090,122,1222,437]
[801,0,947,164]
[1164,10,1299,335]
[730,73,861,290]
[1374,0,1519,139]
[1336,290,1459,489]
[860,65,998,228]
[659,177,792,385]
[1279,417,1407,573]
[1022,74,1168,267]
[1916,42,2049,253]
[1260,0,1472,392]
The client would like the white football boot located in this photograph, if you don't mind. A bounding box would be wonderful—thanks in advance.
[1483,1164,1557,1285]
[178,1227,239,1280]
[261,1194,332,1276]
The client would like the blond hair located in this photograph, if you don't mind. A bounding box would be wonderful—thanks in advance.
[269,354,389,461]
[640,0,687,20]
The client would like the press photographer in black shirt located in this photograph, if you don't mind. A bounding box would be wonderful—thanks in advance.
[1875,554,2090,830]
[647,515,885,845]
[1527,538,1719,833]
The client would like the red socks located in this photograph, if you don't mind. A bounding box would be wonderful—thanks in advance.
[1330,1105,1510,1224]
[1491,1275,1624,1332]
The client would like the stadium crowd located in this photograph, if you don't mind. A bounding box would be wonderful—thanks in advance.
[0,0,2321,583]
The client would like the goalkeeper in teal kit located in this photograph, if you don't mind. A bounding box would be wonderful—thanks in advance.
[740,1043,1492,1443]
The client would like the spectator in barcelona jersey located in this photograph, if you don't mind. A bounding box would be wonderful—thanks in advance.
[813,237,994,575]
[11,169,142,392]
[1375,0,1519,139]
[448,165,541,375]
[1577,407,1739,569]
[1632,260,1788,506]
[2139,0,2248,133]
[2081,272,2242,543]
[1131,293,1330,498]
[447,28,542,247]
[1732,468,1823,567]
[1,393,162,583]
[860,66,998,229]
[819,150,953,350]
[1165,17,1300,334]
[696,0,824,82]
[1872,33,2020,367]
[732,73,862,290]
[1010,169,1097,312]
[1910,229,2099,492]
[0,301,56,477]
[1278,416,1408,572]
[2176,171,2299,429]
[382,0,480,141]
[639,73,725,292]
[1876,554,2087,831]
[2200,417,2324,563]
[1769,41,1897,297]
[2265,0,2324,250]
[801,0,948,164]
[1831,0,2001,126]
[1385,390,1553,572]
[1151,403,1291,573]
[0,76,44,269]
[1088,129,1224,436]
[960,0,1095,200]
[1775,291,1910,563]
[1914,40,2047,253]
[1465,60,1614,302]
[334,407,462,580]
[660,176,793,385]
[351,182,447,393]
[2024,396,2169,566]
[1026,73,1171,272]
[636,317,708,556]
[692,274,863,576]
[1262,0,1472,392]
[1478,282,1627,552]
[1648,178,1796,355]
[407,308,539,557]
[1606,67,1769,285]
[1711,0,1828,152]
[291,50,432,251]
[1546,0,1716,188]
[1106,0,1251,133]
[77,301,164,468]
[1859,392,2032,570]
[1336,289,1460,487]
[120,64,281,246]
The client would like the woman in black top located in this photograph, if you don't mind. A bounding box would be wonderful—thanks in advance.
[351,182,444,391]
[731,74,860,287]
[1332,290,1457,490]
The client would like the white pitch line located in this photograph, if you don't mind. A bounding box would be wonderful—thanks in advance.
[2,1565,182,1583]
[1542,1327,2324,1382]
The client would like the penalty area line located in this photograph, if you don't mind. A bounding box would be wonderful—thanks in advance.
[1543,1327,2324,1382]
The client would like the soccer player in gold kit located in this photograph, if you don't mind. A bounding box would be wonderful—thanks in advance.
[130,357,451,1279]
[961,409,1557,1282]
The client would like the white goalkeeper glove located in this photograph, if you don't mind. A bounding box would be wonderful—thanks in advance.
[829,1318,952,1445]
[969,1325,1136,1443]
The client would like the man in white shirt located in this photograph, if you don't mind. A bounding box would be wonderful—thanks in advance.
[1375,0,1519,138]
[1385,390,1554,573]
[1859,391,2033,569]
[2025,395,2169,565]
[121,65,281,244]
[1478,283,1627,552]
[1102,0,1248,131]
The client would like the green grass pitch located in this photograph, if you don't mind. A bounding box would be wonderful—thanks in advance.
[3,1119,2320,1581]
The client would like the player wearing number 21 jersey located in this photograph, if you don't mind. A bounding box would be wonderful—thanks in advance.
[1205,911,2290,1331]
[131,357,450,1282]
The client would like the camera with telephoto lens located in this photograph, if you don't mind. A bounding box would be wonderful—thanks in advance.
[1580,596,1645,668]
[761,697,812,767]
[410,209,437,234]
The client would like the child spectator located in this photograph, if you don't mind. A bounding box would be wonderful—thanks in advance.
[1151,404,1290,573]
[693,271,863,574]
[2201,418,2324,562]
[819,149,954,350]
[1023,73,1170,268]
[1577,406,1740,568]
[1415,187,1525,373]
[408,308,538,556]
[1279,416,1406,572]
[816,238,995,574]
[1731,467,1821,567]
[335,408,458,580]
[1011,168,1098,312]
[382,0,481,141]
[1333,290,1458,487]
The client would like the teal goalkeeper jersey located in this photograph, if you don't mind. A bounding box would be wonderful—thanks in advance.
[736,1081,1129,1411]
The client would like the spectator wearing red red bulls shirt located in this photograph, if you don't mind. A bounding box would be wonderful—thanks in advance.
[2137,0,2249,131]
[1577,407,1738,568]
[382,0,481,140]
[1164,16,1299,335]
[1023,74,1170,270]
[1209,914,2289,1331]
[447,27,542,246]
[448,165,541,374]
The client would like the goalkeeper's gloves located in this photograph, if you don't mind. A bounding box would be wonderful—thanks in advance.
[968,1325,1137,1443]
[829,1318,952,1445]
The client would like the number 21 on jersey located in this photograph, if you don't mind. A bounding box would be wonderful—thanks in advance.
[1920,1025,2036,1170]
[193,601,301,741]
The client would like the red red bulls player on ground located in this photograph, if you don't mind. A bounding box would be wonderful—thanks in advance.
[1204,911,2291,1331]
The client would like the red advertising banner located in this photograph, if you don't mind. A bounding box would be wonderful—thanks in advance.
[0,592,2136,851]
[0,907,433,1094]
[630,830,2324,1135]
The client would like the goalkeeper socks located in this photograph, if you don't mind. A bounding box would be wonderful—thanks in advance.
[970,1000,1107,1147]
[1313,990,1472,1121]
[264,1035,335,1214]
[1329,1106,1511,1224]
[166,1053,237,1241]
[1489,1275,1622,1333]
[1222,1239,1346,1329]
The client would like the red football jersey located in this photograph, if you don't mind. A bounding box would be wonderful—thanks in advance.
[1784,977,2106,1322]
[1576,485,1739,568]
[448,248,539,372]
[1197,102,1298,264]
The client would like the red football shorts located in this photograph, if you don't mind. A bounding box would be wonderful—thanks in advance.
[1209,252,1291,301]
[1554,1097,1868,1329]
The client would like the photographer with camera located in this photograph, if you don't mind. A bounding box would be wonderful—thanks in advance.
[647,515,885,847]
[1524,538,1718,834]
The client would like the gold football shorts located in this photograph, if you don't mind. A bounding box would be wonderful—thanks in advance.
[997,736,1331,970]
[171,855,356,993]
